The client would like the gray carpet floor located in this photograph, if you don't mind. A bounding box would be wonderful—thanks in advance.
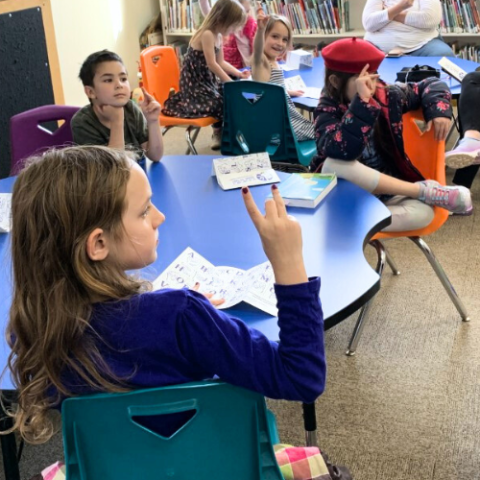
[3,126,480,480]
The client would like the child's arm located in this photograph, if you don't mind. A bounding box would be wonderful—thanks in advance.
[201,30,234,83]
[140,89,164,162]
[93,105,125,150]
[251,5,270,82]
[217,46,250,79]
[396,77,452,141]
[173,187,326,402]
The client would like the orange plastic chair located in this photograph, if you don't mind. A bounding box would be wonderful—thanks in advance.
[347,109,470,355]
[140,46,217,155]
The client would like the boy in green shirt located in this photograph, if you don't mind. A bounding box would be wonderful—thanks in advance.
[72,50,163,162]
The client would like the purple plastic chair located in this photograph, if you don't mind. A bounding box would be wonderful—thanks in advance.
[9,105,80,175]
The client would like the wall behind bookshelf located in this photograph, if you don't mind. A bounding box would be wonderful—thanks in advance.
[158,0,480,61]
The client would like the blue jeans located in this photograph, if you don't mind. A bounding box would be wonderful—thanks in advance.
[407,36,455,57]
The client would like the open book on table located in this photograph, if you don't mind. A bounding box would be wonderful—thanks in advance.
[212,152,280,191]
[153,247,278,316]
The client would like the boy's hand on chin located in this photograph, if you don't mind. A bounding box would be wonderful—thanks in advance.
[93,104,124,125]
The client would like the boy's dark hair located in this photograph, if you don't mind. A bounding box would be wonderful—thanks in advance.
[79,50,124,87]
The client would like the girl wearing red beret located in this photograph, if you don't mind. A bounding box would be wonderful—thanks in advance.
[311,38,472,231]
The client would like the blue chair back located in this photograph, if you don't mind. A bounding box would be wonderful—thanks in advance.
[221,81,316,167]
[62,381,282,480]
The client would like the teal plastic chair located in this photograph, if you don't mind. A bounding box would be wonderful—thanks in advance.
[62,381,282,480]
[221,81,316,169]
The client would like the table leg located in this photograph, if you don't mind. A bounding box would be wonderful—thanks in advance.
[0,392,20,480]
[302,402,318,447]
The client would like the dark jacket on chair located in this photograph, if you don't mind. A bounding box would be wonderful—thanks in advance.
[310,77,453,181]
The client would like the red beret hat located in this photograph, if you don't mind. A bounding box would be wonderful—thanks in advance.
[322,38,385,73]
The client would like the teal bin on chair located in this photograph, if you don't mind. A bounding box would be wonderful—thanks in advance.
[62,380,282,480]
[221,81,316,168]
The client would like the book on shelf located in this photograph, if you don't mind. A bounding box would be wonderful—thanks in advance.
[268,173,337,208]
[440,0,480,34]
[212,152,281,190]
[153,247,278,316]
[257,0,350,35]
[168,41,188,68]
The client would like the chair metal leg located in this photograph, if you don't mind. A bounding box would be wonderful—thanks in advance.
[161,126,173,136]
[185,126,199,155]
[302,403,318,447]
[384,245,401,275]
[409,236,470,321]
[346,240,387,356]
[0,393,20,480]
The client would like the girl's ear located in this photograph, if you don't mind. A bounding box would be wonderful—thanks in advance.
[86,228,110,262]
[328,74,340,90]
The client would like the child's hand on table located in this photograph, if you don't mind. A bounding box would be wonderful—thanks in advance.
[140,87,162,124]
[242,185,308,286]
[191,283,226,307]
[288,90,305,97]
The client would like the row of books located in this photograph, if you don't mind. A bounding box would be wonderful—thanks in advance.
[166,0,197,32]
[258,0,350,35]
[165,0,351,35]
[450,42,480,62]
[169,41,189,68]
[440,0,480,33]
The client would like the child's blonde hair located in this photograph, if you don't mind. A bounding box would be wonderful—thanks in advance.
[4,146,147,444]
[264,14,293,47]
[191,0,247,43]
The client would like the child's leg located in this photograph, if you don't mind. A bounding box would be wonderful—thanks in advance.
[322,157,420,196]
[446,72,480,170]
[211,121,222,150]
[383,196,434,232]
[322,158,473,214]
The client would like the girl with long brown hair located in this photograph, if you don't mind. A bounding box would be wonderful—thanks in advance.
[4,145,326,446]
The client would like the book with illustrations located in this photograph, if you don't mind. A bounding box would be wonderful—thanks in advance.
[0,193,12,233]
[212,152,280,191]
[270,173,337,208]
[153,247,278,316]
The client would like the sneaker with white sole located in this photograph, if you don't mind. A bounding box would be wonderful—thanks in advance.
[210,129,222,151]
[418,180,473,215]
[445,137,480,169]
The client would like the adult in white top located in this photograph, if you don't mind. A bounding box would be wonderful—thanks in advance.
[363,0,454,56]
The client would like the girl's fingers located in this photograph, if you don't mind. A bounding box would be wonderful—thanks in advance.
[359,64,370,77]
[264,198,278,219]
[271,185,288,218]
[242,187,264,229]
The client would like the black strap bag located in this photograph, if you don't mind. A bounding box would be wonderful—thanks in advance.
[396,64,441,83]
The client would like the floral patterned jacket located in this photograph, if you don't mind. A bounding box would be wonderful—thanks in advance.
[310,77,452,181]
